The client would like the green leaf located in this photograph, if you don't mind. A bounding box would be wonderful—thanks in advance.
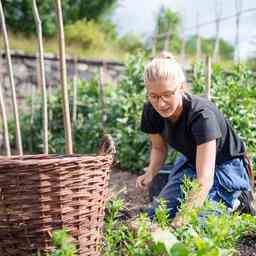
[169,242,190,256]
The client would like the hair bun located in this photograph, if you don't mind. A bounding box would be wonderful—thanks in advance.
[156,51,176,60]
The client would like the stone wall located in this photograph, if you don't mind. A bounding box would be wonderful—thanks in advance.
[0,51,124,114]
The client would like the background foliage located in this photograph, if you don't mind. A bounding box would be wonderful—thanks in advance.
[9,54,256,171]
[192,61,256,163]
[9,54,149,171]
[1,2,237,61]
[186,36,234,60]
[2,0,118,37]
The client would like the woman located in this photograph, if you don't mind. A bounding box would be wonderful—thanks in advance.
[136,52,255,228]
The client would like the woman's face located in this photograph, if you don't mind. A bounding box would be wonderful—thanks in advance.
[146,79,184,119]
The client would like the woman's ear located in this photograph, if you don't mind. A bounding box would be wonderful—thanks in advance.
[180,82,189,93]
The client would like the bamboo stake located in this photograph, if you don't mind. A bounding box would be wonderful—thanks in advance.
[30,84,36,153]
[180,31,186,64]
[48,81,53,122]
[32,0,48,154]
[0,0,23,155]
[164,30,171,51]
[205,56,212,100]
[55,0,73,154]
[196,12,202,61]
[213,0,222,63]
[0,83,10,156]
[99,66,106,134]
[72,58,78,124]
[235,0,243,63]
[151,34,157,57]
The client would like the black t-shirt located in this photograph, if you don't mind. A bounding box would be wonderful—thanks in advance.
[140,93,245,165]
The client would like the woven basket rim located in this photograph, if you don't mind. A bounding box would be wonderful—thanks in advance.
[0,153,113,165]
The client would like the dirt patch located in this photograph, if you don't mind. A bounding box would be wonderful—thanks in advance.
[108,168,149,217]
[108,169,256,255]
[237,235,256,256]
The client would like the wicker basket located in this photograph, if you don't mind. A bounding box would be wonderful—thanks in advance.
[0,137,115,256]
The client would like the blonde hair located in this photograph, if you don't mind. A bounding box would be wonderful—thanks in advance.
[144,51,186,85]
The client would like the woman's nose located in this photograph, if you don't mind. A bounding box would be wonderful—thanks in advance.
[158,97,167,108]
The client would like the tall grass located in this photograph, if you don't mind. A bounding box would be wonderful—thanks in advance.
[0,32,127,61]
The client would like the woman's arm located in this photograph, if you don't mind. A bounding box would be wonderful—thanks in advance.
[147,134,168,176]
[171,139,216,227]
[194,139,216,203]
[136,134,167,190]
[184,139,216,207]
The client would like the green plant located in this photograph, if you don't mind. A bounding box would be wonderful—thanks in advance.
[103,194,170,256]
[8,77,103,154]
[192,62,256,166]
[9,54,256,171]
[154,199,170,228]
[65,20,107,50]
[154,6,182,54]
[50,229,76,256]
[118,33,145,54]
[103,198,129,255]
[102,179,256,256]
[186,36,234,60]
[191,60,206,95]
[211,64,256,163]
[2,0,118,37]
[8,54,150,171]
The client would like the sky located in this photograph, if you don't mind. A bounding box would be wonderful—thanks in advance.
[112,0,256,59]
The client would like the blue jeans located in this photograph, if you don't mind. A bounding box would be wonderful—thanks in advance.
[146,155,251,220]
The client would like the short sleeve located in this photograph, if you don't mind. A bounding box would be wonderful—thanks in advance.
[140,102,164,134]
[191,110,222,145]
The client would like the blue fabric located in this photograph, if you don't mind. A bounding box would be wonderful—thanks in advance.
[145,155,251,220]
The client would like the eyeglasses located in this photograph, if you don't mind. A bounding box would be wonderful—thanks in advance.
[147,89,178,104]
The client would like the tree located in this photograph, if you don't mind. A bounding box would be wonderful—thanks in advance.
[2,0,118,37]
[218,38,234,60]
[118,33,145,54]
[186,35,234,60]
[154,6,181,53]
[156,6,180,36]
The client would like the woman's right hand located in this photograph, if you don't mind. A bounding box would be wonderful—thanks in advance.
[136,172,154,191]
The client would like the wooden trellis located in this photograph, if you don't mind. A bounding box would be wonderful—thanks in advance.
[72,58,78,125]
[32,0,49,154]
[0,0,23,155]
[0,1,115,255]
[205,56,212,100]
[0,83,10,156]
[55,0,73,154]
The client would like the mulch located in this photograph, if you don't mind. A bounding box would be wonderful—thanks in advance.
[237,235,256,256]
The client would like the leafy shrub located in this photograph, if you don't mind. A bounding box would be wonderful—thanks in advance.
[65,20,107,50]
[107,53,150,170]
[102,180,256,256]
[3,0,118,37]
[211,64,256,160]
[118,33,145,54]
[191,60,205,95]
[50,229,76,256]
[103,196,169,256]
[9,77,101,154]
[9,54,151,171]
[192,62,256,164]
[9,54,256,171]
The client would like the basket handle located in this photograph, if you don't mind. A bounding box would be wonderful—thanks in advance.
[97,134,116,156]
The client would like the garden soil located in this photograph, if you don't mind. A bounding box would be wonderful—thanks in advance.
[109,168,256,255]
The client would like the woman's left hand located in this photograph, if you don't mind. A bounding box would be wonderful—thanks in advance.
[170,214,184,229]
